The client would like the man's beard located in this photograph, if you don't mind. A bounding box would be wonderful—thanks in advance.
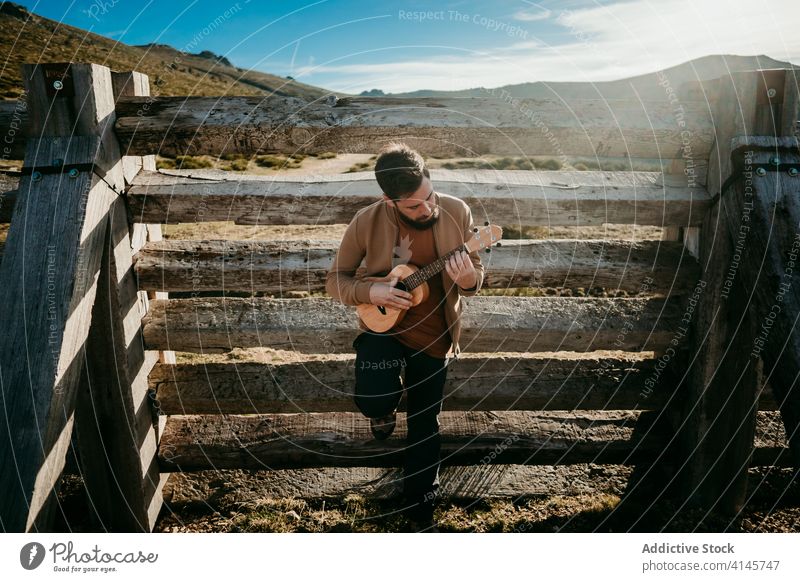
[396,206,440,230]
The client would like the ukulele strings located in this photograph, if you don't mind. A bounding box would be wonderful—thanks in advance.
[401,243,468,291]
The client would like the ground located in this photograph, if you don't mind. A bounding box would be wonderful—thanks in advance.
[53,465,799,533]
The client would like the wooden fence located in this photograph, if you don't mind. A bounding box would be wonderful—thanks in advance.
[0,62,797,531]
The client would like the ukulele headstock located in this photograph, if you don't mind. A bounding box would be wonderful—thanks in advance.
[465,224,502,253]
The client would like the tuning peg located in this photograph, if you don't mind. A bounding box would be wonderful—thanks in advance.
[473,227,478,232]
[484,221,489,226]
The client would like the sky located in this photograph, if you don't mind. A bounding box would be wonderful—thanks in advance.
[19,0,800,94]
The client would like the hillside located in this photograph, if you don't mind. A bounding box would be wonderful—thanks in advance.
[387,54,798,100]
[0,2,346,100]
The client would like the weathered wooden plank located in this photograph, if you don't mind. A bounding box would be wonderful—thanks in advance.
[127,168,710,226]
[725,137,800,470]
[158,410,789,501]
[157,409,789,472]
[134,238,700,295]
[150,353,777,415]
[0,62,125,533]
[150,354,674,414]
[157,410,665,471]
[71,70,165,533]
[114,94,716,159]
[141,295,685,354]
[9,168,712,227]
[678,71,764,517]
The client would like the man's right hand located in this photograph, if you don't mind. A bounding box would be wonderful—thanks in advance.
[368,276,413,310]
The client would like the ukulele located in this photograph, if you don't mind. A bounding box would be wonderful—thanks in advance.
[356,224,502,332]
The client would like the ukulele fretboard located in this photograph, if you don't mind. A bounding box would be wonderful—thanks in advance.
[402,244,468,291]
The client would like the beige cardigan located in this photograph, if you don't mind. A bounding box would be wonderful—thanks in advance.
[325,191,485,359]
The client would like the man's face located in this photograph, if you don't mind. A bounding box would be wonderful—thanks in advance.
[384,176,440,230]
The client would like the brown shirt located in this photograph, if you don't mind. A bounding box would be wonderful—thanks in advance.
[392,214,454,359]
[324,191,485,360]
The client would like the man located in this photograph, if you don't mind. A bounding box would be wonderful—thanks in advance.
[325,142,485,531]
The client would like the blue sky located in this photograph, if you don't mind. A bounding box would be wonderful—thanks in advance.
[20,0,800,93]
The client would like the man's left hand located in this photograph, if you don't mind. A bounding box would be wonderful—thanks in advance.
[445,250,477,289]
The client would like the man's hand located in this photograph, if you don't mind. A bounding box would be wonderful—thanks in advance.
[445,250,477,289]
[368,276,413,310]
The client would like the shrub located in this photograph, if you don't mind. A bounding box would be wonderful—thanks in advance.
[220,153,247,161]
[224,159,249,171]
[175,155,213,169]
[345,162,372,173]
[254,155,303,169]
[535,158,562,170]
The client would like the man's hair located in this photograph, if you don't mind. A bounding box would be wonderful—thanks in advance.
[374,142,430,201]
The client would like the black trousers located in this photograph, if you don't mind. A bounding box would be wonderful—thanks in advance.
[352,330,449,508]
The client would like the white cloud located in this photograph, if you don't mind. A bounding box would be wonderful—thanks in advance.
[295,0,800,93]
[514,1,551,22]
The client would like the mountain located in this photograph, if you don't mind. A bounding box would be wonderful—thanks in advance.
[387,54,798,100]
[0,2,346,100]
[1,2,796,104]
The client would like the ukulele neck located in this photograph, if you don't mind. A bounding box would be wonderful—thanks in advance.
[402,244,468,291]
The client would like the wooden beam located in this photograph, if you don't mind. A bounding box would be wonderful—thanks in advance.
[134,238,700,295]
[678,71,764,517]
[150,354,672,414]
[726,137,800,469]
[113,94,716,159]
[71,70,165,533]
[158,410,666,471]
[0,62,125,533]
[156,409,788,472]
[149,353,777,415]
[141,295,685,354]
[127,168,710,227]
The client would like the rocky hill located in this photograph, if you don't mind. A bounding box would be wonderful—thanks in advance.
[0,2,344,100]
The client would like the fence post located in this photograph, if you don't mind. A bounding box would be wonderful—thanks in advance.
[677,69,798,517]
[70,70,166,532]
[725,135,800,471]
[0,62,124,531]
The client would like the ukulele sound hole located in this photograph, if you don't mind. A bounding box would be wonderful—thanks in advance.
[377,280,407,315]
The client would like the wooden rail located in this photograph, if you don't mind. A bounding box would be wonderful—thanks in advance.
[112,94,716,159]
[157,410,789,472]
[149,357,779,415]
[124,168,709,226]
[5,168,712,227]
[133,238,700,295]
[141,295,685,354]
